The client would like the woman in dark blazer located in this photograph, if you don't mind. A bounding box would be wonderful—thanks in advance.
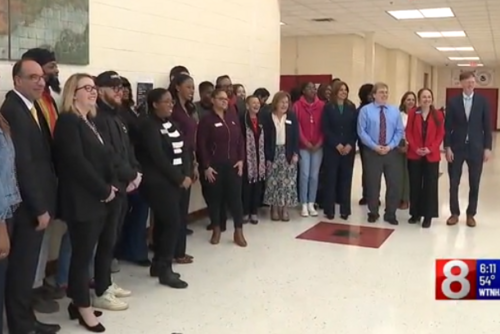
[406,88,444,228]
[321,81,357,220]
[262,91,300,221]
[53,73,116,332]
[136,88,192,288]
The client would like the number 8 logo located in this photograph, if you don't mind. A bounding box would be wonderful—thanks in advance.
[442,260,470,299]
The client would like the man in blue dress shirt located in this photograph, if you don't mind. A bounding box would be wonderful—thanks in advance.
[357,82,405,225]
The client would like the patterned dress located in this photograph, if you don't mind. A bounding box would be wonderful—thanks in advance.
[264,145,298,207]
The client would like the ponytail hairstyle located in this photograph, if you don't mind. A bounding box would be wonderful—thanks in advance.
[417,88,440,125]
[168,74,196,116]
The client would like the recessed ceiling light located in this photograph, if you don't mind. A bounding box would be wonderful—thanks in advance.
[448,56,480,61]
[457,63,484,67]
[436,47,474,51]
[441,31,467,37]
[416,31,466,38]
[388,7,454,20]
[419,8,454,18]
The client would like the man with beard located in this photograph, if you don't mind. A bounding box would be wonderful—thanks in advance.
[21,48,65,315]
[215,75,246,116]
[92,71,139,311]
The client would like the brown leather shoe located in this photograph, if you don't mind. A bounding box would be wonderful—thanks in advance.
[446,215,459,226]
[466,215,476,228]
[233,228,247,247]
[270,206,280,221]
[280,207,290,222]
[210,226,221,244]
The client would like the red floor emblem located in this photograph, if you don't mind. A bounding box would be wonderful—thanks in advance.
[296,222,394,248]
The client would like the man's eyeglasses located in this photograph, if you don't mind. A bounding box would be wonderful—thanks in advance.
[76,85,97,92]
[20,74,45,83]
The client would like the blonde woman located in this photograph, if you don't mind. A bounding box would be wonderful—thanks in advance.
[262,91,300,221]
[53,73,118,332]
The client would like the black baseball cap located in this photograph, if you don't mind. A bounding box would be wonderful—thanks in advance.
[95,71,122,87]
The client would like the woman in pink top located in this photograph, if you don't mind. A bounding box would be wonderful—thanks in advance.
[293,82,325,217]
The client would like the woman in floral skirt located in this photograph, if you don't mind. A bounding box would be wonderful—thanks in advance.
[262,91,300,221]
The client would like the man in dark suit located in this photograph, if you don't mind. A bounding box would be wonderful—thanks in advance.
[0,59,60,333]
[444,71,492,228]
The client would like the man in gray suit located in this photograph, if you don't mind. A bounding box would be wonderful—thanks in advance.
[444,71,492,227]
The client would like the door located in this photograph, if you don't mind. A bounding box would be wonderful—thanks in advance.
[280,74,333,92]
[445,88,498,130]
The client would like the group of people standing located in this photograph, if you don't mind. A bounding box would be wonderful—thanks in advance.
[307,72,491,229]
[0,43,493,334]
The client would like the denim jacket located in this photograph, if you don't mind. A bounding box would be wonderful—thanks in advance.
[0,128,21,220]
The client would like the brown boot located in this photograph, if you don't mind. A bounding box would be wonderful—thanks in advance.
[270,206,280,221]
[466,215,476,228]
[233,228,247,247]
[280,207,290,222]
[210,226,221,244]
[446,215,459,226]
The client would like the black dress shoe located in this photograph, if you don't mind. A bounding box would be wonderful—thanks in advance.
[186,228,193,235]
[34,320,61,333]
[367,213,379,223]
[325,213,335,220]
[358,198,367,205]
[422,218,432,228]
[340,214,349,220]
[408,216,421,224]
[384,218,399,225]
[158,262,188,289]
[67,303,102,320]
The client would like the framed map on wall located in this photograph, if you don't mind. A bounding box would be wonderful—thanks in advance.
[0,0,89,65]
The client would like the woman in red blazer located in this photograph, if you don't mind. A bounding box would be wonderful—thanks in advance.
[405,88,445,228]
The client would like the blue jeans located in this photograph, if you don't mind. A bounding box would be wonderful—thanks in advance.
[299,149,323,204]
[56,231,71,287]
[116,191,149,262]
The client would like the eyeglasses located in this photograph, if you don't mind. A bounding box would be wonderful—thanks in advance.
[76,85,97,92]
[111,86,124,92]
[21,74,45,83]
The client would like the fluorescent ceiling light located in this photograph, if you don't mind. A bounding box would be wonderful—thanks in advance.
[280,22,285,25]
[416,31,466,38]
[436,47,474,51]
[448,56,480,61]
[419,8,454,18]
[457,63,483,67]
[388,7,454,20]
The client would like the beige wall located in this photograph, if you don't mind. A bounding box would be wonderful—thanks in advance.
[3,0,281,260]
[281,34,433,104]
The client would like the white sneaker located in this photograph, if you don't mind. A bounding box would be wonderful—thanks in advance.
[109,282,132,298]
[308,203,318,216]
[93,290,129,311]
[301,204,309,217]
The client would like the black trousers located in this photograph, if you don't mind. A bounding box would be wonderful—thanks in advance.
[5,206,44,334]
[144,185,182,262]
[174,187,190,258]
[408,158,440,219]
[200,167,227,229]
[323,148,355,216]
[447,148,483,216]
[66,213,111,307]
[359,144,368,199]
[242,176,263,216]
[113,194,128,259]
[205,162,244,228]
[93,198,122,297]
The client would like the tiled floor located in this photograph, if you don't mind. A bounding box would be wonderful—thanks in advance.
[39,138,500,334]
